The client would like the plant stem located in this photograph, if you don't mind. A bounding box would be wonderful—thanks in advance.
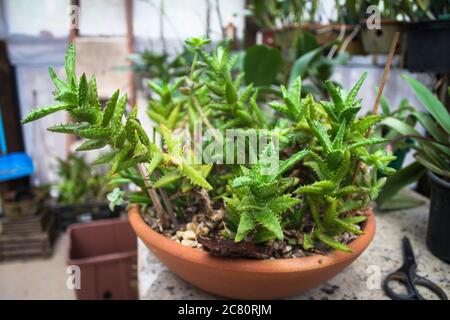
[137,163,169,227]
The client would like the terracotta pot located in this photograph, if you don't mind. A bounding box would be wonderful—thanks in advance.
[129,206,375,299]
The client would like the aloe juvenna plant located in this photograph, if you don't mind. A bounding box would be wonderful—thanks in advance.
[22,39,394,254]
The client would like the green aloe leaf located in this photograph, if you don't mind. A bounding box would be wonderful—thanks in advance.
[403,74,450,134]
[317,233,352,253]
[22,104,73,124]
[255,210,283,240]
[235,211,255,242]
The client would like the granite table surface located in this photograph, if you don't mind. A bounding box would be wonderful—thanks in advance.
[137,191,449,300]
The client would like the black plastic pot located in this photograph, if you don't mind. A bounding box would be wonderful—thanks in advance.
[426,171,450,263]
[407,20,450,73]
[52,203,121,231]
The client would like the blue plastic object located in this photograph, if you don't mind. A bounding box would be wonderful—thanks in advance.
[0,109,34,182]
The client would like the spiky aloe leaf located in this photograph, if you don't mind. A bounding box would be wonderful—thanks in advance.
[252,230,276,243]
[325,80,344,114]
[332,120,346,150]
[342,215,367,224]
[78,127,113,139]
[345,72,367,107]
[352,115,383,134]
[167,104,181,130]
[70,106,100,124]
[78,73,89,106]
[308,120,332,153]
[271,149,309,181]
[303,233,314,250]
[255,210,283,240]
[111,95,128,128]
[235,211,255,242]
[48,67,68,92]
[338,200,363,214]
[267,195,300,213]
[92,150,119,165]
[76,139,108,151]
[232,176,253,188]
[295,180,336,194]
[317,233,352,253]
[65,43,76,84]
[323,197,338,228]
[153,171,182,188]
[335,218,363,235]
[180,163,212,190]
[101,90,120,127]
[54,90,78,105]
[22,104,73,124]
[349,137,388,150]
[47,123,89,134]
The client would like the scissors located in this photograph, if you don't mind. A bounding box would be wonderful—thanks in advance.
[383,237,448,300]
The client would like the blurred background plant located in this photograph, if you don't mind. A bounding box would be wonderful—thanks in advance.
[376,77,450,210]
[55,154,113,206]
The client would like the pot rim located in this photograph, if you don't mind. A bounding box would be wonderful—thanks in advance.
[428,170,450,189]
[129,206,375,274]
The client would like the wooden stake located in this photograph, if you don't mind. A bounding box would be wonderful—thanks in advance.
[371,32,400,116]
[351,32,400,185]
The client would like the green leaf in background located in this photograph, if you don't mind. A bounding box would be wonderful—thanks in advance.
[403,74,450,134]
[288,46,325,87]
[377,189,426,211]
[376,162,426,210]
[296,31,319,57]
[244,45,283,86]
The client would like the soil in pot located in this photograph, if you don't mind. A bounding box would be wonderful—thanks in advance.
[140,197,368,260]
[427,171,450,263]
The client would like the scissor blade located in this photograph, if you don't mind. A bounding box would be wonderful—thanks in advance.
[402,236,416,266]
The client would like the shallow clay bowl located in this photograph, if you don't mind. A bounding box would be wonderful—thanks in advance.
[129,206,375,299]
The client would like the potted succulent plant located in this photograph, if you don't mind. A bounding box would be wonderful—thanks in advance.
[22,38,395,299]
[381,76,450,262]
[52,154,120,230]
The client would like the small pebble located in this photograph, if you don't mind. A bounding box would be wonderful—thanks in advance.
[182,230,197,240]
[284,245,292,253]
[186,222,197,231]
[181,239,198,248]
[176,231,184,238]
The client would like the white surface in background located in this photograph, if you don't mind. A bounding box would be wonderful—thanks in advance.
[4,0,70,37]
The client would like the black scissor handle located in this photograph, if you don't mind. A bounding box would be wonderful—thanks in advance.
[412,275,448,300]
[384,272,448,300]
[383,271,417,300]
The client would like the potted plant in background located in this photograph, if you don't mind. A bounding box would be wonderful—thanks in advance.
[52,154,120,230]
[382,76,450,262]
[405,1,450,73]
[359,0,410,55]
[22,38,395,299]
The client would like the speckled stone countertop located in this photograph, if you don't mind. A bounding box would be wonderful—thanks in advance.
[137,191,449,300]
